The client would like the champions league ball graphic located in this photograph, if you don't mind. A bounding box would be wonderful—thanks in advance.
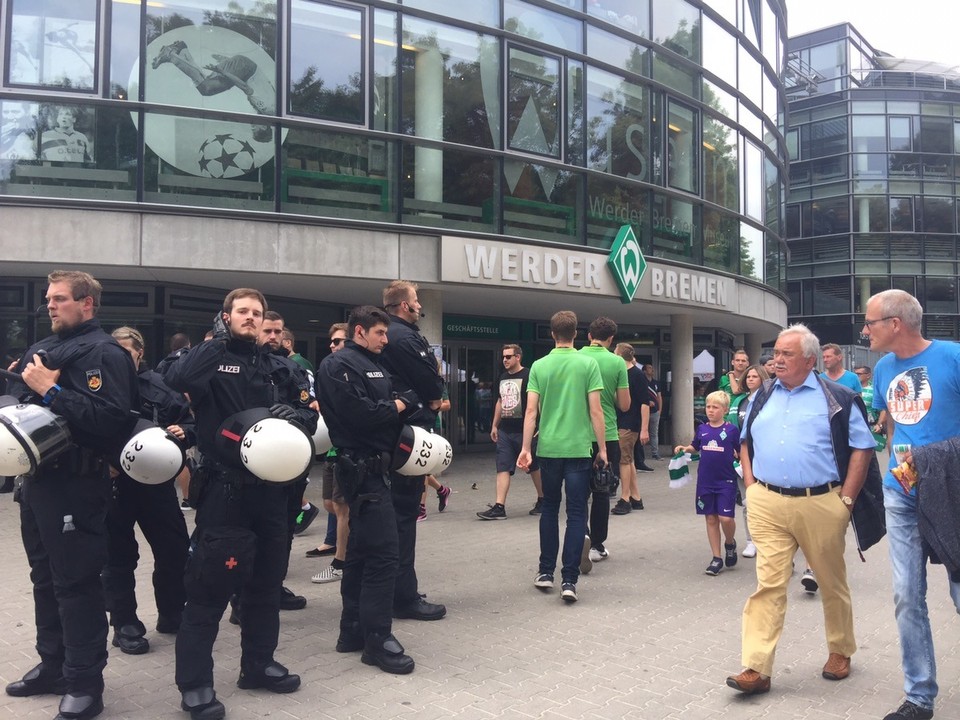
[197,133,256,178]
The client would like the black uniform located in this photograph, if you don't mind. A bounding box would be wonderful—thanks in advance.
[5,319,138,695]
[378,315,443,609]
[163,336,315,693]
[315,340,400,642]
[101,367,193,640]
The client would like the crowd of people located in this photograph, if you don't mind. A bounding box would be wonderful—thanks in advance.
[1,271,957,720]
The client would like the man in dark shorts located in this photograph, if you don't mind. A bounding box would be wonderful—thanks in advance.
[478,344,542,520]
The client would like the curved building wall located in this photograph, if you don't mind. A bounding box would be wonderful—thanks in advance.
[786,23,960,343]
[0,0,790,445]
[1,0,787,289]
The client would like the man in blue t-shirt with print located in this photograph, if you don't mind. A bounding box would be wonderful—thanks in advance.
[865,289,960,720]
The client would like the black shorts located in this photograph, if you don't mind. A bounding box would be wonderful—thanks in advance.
[495,431,539,474]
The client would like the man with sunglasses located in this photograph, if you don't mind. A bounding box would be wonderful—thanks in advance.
[865,290,960,720]
[478,345,543,520]
[379,280,446,622]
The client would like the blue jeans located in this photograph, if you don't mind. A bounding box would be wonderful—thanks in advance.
[537,457,591,585]
[884,485,960,710]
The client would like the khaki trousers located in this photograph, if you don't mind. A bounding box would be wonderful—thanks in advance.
[741,482,856,676]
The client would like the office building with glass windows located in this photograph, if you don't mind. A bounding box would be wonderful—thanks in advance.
[785,23,960,343]
[0,0,788,448]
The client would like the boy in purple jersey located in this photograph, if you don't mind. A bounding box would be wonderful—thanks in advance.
[675,391,740,576]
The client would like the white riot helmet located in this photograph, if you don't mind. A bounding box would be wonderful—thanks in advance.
[119,419,186,485]
[312,413,333,456]
[392,425,454,477]
[0,403,73,476]
[216,408,314,483]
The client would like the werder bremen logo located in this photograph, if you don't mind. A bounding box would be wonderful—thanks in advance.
[607,225,647,304]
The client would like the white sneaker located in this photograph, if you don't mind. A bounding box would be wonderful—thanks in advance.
[741,541,757,558]
[311,566,343,584]
[589,546,609,563]
[800,568,818,594]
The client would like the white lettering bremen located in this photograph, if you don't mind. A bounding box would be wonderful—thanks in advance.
[649,268,728,307]
[464,244,601,290]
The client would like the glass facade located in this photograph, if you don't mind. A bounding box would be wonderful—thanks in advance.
[785,24,960,341]
[0,0,788,289]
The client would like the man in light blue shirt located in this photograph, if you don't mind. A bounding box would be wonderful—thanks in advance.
[822,343,863,393]
[726,324,874,697]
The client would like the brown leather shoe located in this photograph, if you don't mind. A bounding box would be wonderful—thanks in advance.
[726,669,771,694]
[822,653,851,680]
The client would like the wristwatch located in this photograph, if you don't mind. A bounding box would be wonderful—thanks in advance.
[840,495,854,508]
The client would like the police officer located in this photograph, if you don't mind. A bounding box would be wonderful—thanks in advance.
[3,270,139,720]
[163,288,317,720]
[315,305,414,674]
[379,280,446,621]
[101,327,191,655]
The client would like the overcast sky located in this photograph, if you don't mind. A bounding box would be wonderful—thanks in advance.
[787,0,959,68]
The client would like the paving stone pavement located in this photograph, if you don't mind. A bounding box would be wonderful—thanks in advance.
[0,452,957,720]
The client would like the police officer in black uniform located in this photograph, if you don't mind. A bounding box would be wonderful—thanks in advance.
[163,288,316,720]
[315,305,415,674]
[101,326,192,655]
[379,280,446,621]
[3,270,139,720]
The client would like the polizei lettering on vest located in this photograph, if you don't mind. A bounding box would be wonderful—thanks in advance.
[463,244,601,289]
[649,268,728,307]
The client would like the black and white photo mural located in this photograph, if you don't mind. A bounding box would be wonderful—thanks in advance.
[129,24,279,179]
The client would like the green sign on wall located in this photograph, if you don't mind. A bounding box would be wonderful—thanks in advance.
[444,316,520,340]
[607,225,647,304]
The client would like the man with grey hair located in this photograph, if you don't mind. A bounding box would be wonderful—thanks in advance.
[864,289,960,720]
[726,324,874,696]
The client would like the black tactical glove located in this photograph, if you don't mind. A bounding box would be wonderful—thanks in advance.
[393,390,421,412]
[269,403,297,421]
[212,312,230,342]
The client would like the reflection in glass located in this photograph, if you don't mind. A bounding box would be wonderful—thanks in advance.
[890,196,913,232]
[503,161,580,243]
[373,10,398,133]
[852,196,888,233]
[504,0,582,52]
[739,222,763,280]
[586,175,648,248]
[144,113,274,212]
[811,197,848,236]
[405,0,498,26]
[702,208,738,273]
[587,25,647,77]
[567,60,584,166]
[282,128,394,221]
[2,104,136,201]
[667,101,697,193]
[743,139,762,220]
[587,0,648,36]
[7,0,98,91]
[653,53,699,99]
[586,67,647,180]
[401,18,500,149]
[651,192,698,262]
[886,116,912,152]
[507,47,560,158]
[289,1,364,124]
[701,16,736,88]
[401,142,495,232]
[703,114,737,210]
[652,0,699,61]
[921,197,955,233]
[110,0,140,99]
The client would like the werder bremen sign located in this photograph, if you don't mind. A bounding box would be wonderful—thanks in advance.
[607,225,647,304]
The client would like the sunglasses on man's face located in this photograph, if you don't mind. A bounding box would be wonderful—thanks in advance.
[503,354,515,359]
[330,338,345,346]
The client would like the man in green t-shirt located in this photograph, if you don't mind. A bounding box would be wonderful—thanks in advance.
[579,317,629,565]
[518,311,606,604]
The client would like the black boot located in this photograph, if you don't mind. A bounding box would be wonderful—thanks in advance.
[0,476,14,493]
[54,691,104,720]
[180,686,225,720]
[361,632,415,675]
[335,621,363,653]
[5,662,67,697]
[279,586,306,611]
[112,621,149,655]
[228,594,240,625]
[237,662,301,694]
